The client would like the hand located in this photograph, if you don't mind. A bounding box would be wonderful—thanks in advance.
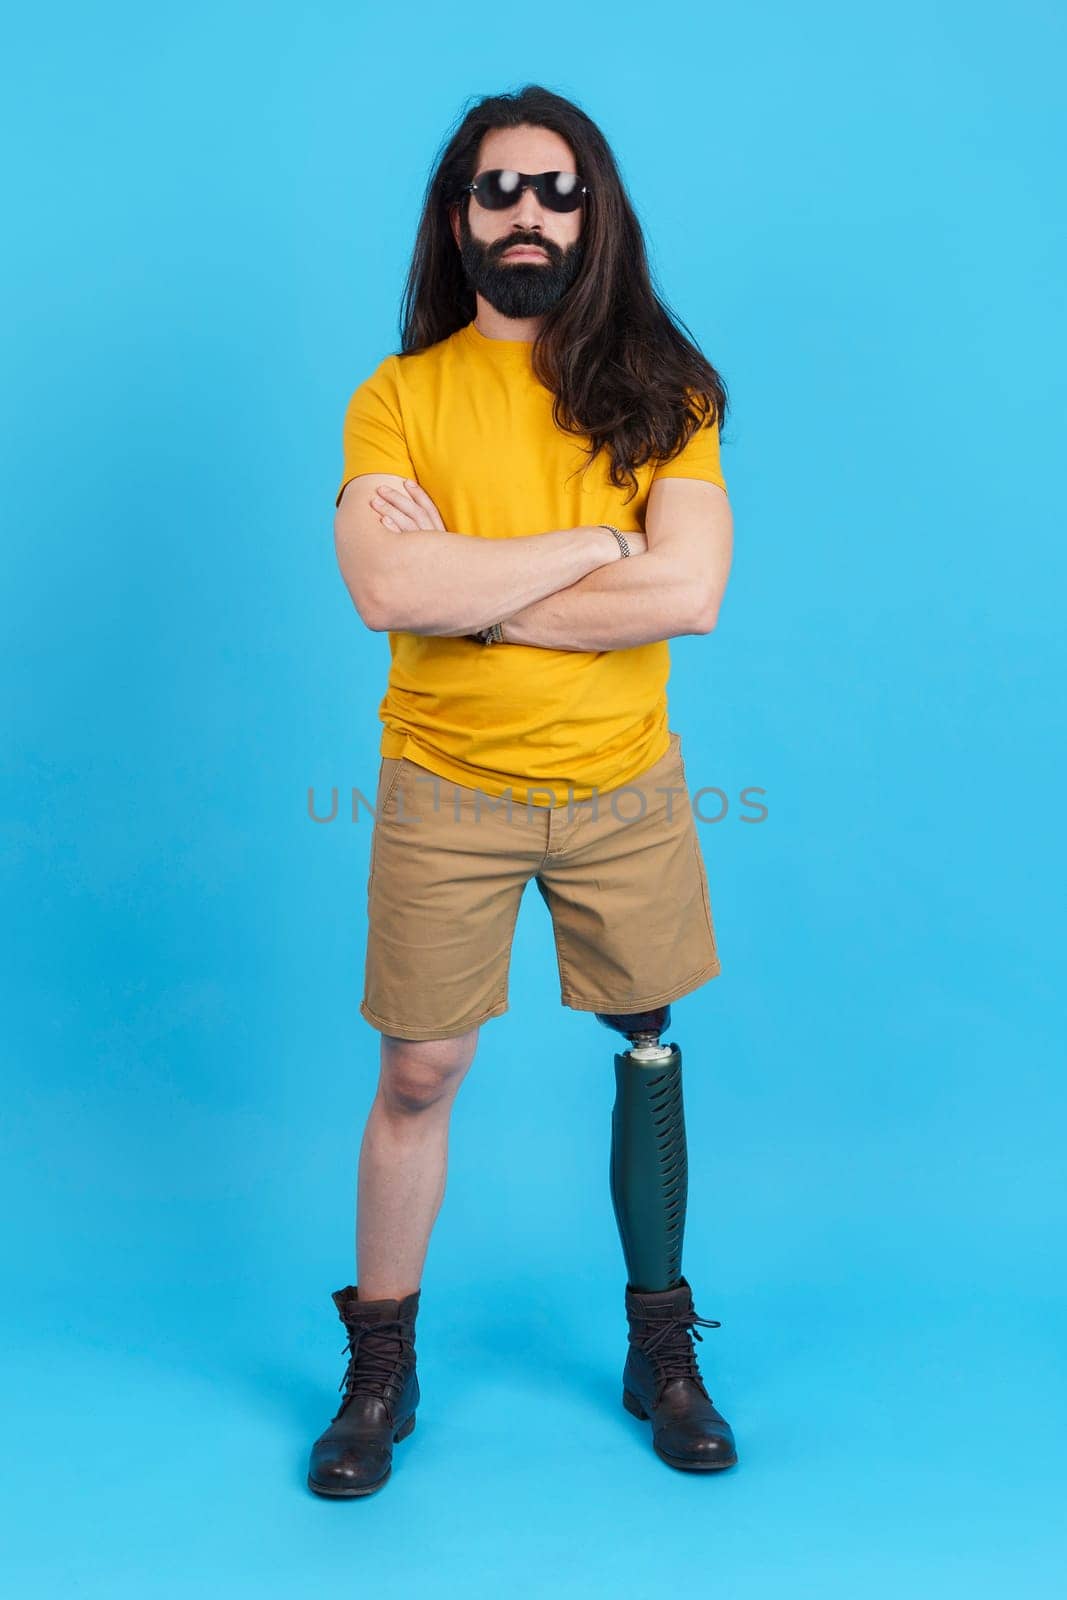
[370,479,446,532]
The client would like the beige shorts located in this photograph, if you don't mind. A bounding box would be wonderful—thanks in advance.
[360,730,721,1041]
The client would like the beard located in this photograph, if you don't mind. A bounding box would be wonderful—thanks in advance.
[458,212,585,320]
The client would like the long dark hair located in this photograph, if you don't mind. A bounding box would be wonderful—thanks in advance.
[397,84,729,503]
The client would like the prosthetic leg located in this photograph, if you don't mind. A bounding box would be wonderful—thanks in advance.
[597,1005,738,1470]
[598,1005,688,1294]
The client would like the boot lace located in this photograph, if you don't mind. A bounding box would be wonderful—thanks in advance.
[636,1310,721,1397]
[336,1318,411,1413]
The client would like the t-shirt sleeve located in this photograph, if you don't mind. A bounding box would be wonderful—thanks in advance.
[335,356,417,508]
[650,401,727,492]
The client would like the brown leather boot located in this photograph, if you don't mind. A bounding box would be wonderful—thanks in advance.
[622,1276,738,1471]
[307,1283,421,1497]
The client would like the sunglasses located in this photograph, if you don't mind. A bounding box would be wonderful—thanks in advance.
[462,169,590,213]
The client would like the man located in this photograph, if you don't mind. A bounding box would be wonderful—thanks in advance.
[308,85,736,1498]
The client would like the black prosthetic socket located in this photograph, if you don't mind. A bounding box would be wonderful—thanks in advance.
[598,1008,688,1293]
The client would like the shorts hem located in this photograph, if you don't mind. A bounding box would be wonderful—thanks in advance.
[559,958,722,1013]
[359,995,509,1041]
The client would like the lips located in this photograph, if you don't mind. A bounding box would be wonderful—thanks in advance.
[502,247,548,261]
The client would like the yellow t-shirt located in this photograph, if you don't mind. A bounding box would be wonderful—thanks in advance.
[336,320,727,805]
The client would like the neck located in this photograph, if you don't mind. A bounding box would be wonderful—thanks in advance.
[472,293,539,343]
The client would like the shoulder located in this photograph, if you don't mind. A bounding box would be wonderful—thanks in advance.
[345,330,462,412]
[351,350,402,398]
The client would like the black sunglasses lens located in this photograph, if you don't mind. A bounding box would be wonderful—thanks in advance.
[473,171,585,211]
[545,172,583,211]
[472,171,517,209]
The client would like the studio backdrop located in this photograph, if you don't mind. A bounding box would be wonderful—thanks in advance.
[2,2,1064,1596]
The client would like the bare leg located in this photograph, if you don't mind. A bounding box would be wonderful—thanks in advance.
[355,1026,479,1300]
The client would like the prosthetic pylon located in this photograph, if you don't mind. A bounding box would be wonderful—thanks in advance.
[597,1005,687,1293]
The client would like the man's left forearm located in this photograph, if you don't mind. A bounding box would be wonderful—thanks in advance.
[498,549,709,651]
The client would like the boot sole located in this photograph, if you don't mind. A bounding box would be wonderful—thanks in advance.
[622,1388,737,1471]
[307,1411,417,1498]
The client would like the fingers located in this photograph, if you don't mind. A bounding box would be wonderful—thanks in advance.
[373,480,446,533]
[401,479,446,531]
[370,487,420,532]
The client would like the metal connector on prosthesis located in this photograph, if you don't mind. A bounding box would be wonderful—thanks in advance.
[595,1004,674,1061]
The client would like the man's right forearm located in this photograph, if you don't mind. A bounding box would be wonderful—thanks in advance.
[365,526,622,634]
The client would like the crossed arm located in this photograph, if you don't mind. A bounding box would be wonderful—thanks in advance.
[367,475,733,651]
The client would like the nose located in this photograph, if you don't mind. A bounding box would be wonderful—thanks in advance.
[510,183,547,229]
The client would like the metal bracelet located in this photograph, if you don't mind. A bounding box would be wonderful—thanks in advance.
[599,523,631,558]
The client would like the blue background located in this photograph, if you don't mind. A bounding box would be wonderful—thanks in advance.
[3,1,1064,1594]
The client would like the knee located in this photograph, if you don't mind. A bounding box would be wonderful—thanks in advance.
[377,1028,477,1115]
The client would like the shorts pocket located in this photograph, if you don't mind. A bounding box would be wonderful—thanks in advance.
[690,831,716,943]
[368,758,405,887]
[378,757,405,818]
